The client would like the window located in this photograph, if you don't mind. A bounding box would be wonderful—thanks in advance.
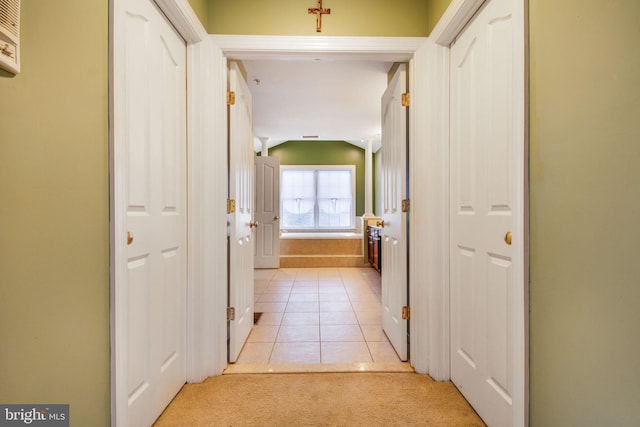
[281,166,355,230]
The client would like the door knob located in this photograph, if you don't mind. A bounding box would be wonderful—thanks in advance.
[504,231,512,245]
[376,220,385,228]
[127,231,134,245]
[274,216,280,220]
[249,220,259,229]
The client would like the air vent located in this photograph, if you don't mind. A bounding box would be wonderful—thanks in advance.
[0,0,20,74]
[302,135,319,139]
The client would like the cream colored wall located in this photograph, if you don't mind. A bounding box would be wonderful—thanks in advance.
[207,0,430,36]
[529,1,640,424]
[0,1,110,425]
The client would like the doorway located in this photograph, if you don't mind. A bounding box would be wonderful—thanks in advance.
[234,57,409,370]
[194,34,433,377]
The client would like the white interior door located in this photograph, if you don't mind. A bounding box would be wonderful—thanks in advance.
[449,0,514,426]
[228,62,255,363]
[254,156,281,269]
[380,63,408,361]
[115,0,187,425]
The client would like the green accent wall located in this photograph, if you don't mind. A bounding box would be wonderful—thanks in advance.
[529,0,640,425]
[187,0,209,31]
[207,0,430,36]
[0,1,110,425]
[263,141,366,216]
[373,150,382,216]
[425,0,452,35]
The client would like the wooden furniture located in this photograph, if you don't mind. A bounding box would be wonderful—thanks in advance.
[367,226,381,273]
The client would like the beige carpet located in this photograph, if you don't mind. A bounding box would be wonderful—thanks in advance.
[154,372,486,426]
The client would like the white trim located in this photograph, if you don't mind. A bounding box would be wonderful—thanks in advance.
[109,2,126,424]
[430,0,486,46]
[428,0,529,425]
[185,39,229,382]
[416,38,450,380]
[154,0,207,44]
[209,35,431,375]
[211,35,425,61]
[408,42,432,374]
[512,0,530,424]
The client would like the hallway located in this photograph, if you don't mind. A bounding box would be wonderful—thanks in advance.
[225,267,412,373]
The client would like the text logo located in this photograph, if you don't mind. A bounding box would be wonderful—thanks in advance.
[0,405,69,427]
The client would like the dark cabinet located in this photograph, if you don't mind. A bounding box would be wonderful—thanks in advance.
[367,226,381,273]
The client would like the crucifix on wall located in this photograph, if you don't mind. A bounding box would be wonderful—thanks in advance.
[308,0,331,32]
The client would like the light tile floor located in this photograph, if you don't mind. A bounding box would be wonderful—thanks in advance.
[225,267,413,374]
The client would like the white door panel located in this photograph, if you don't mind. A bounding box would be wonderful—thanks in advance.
[228,62,255,363]
[450,0,514,426]
[117,0,187,425]
[254,156,280,269]
[381,63,408,362]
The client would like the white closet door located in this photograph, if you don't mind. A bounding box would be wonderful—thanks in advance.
[450,1,515,426]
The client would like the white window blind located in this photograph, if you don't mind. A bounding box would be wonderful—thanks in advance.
[281,166,355,230]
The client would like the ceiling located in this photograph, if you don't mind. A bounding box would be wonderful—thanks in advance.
[243,59,391,153]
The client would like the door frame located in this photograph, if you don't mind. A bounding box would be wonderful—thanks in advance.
[111,1,528,426]
[206,34,431,376]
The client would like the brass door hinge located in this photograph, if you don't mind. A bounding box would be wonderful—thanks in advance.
[402,306,410,320]
[227,307,236,321]
[227,91,236,105]
[401,199,410,212]
[401,92,410,107]
[227,199,236,214]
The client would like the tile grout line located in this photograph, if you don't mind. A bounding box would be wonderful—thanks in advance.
[249,267,397,367]
[266,274,283,364]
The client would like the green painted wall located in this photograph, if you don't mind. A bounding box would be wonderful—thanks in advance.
[373,150,382,216]
[0,1,110,425]
[529,1,640,425]
[426,0,451,34]
[187,0,209,31]
[207,0,430,36]
[264,141,366,216]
